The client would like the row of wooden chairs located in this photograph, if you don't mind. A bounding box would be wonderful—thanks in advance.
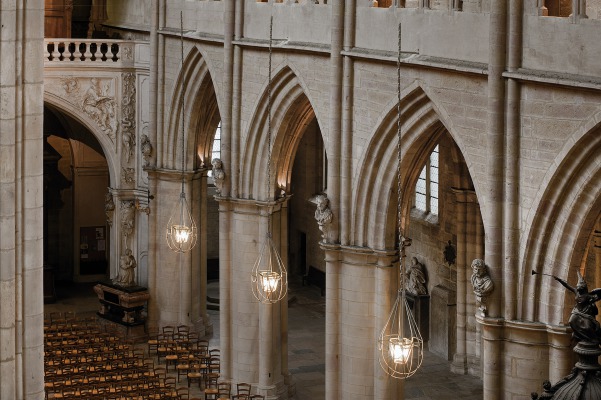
[44,315,161,399]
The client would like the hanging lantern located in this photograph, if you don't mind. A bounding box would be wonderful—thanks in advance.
[166,12,197,254]
[166,192,197,253]
[250,16,288,304]
[378,286,424,378]
[251,233,287,303]
[377,22,423,379]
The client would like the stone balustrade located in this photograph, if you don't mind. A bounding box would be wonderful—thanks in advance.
[44,39,136,66]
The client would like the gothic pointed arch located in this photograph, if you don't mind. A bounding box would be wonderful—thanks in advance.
[240,64,323,200]
[520,117,601,325]
[164,45,221,171]
[352,84,461,250]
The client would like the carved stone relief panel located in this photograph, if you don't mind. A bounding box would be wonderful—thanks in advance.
[81,77,118,141]
[122,167,135,185]
[121,72,136,164]
[46,76,118,144]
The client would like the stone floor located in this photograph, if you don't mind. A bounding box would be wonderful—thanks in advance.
[45,278,483,400]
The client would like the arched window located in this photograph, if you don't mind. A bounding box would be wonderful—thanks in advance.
[415,145,439,215]
[208,121,221,181]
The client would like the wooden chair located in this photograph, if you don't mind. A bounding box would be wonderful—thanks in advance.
[146,327,160,356]
[204,375,219,400]
[237,382,252,397]
[162,325,175,339]
[205,357,220,385]
[216,381,232,400]
[187,360,203,389]
[176,352,192,382]
[165,348,179,373]
[176,387,190,400]
[152,366,167,380]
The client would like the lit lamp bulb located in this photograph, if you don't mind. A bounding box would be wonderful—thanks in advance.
[166,192,197,253]
[172,225,191,244]
[260,271,281,294]
[389,336,413,365]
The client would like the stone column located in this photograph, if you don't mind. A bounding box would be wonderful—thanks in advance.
[505,0,523,323]
[323,244,341,400]
[477,316,504,399]
[0,1,45,399]
[327,0,344,246]
[324,245,391,399]
[374,251,402,400]
[572,0,588,19]
[227,199,288,399]
[190,170,210,336]
[486,0,507,322]
[484,4,507,396]
[279,199,290,386]
[257,203,286,399]
[451,188,468,374]
[218,196,232,380]
[467,191,482,376]
[147,169,202,328]
[147,171,159,330]
[340,0,355,246]
[222,0,234,198]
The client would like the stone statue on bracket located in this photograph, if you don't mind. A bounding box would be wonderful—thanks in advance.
[406,257,428,296]
[313,194,333,241]
[113,248,137,287]
[211,158,225,194]
[105,189,115,227]
[471,258,494,316]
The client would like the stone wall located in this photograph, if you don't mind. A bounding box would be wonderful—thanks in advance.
[0,1,45,399]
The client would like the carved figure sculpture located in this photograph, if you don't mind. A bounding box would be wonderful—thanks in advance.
[121,200,135,247]
[82,78,116,139]
[211,158,225,194]
[314,194,333,240]
[554,271,601,344]
[105,189,115,227]
[406,257,428,295]
[113,248,137,287]
[471,258,494,315]
[122,130,134,163]
[140,134,153,167]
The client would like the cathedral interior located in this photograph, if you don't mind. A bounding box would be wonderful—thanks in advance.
[1,0,601,399]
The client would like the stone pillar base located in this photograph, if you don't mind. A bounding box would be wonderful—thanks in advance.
[451,353,468,374]
[192,316,213,338]
[257,378,290,400]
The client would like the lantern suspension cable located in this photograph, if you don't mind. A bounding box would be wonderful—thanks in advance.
[166,12,198,253]
[377,22,423,379]
[251,16,288,304]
